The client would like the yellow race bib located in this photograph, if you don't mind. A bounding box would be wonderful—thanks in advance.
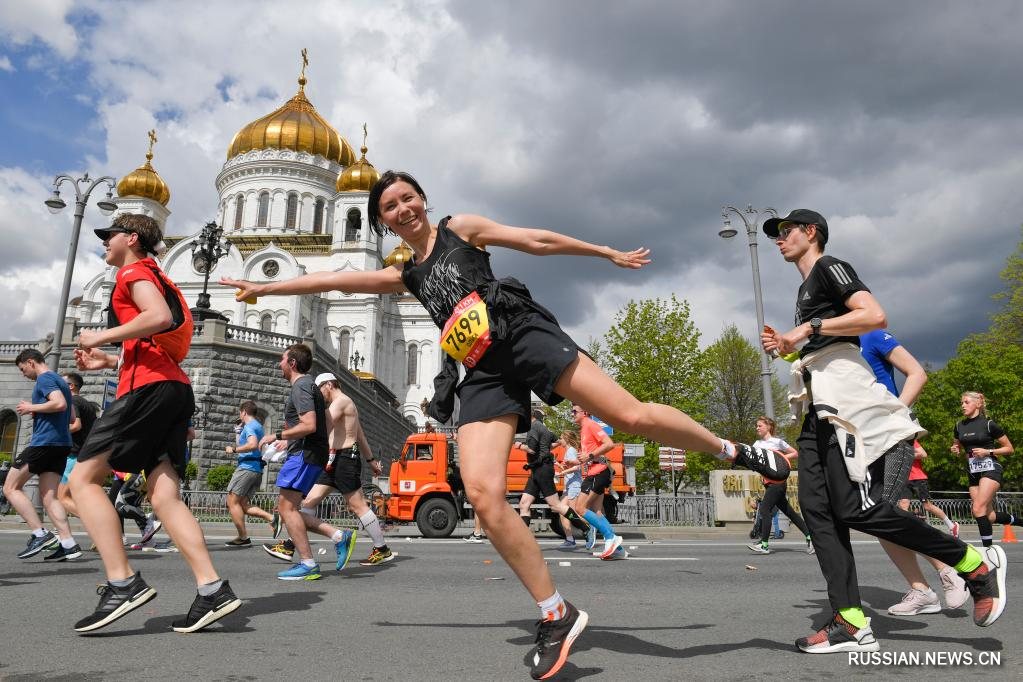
[441,291,492,368]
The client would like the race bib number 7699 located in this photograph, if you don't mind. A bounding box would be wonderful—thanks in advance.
[440,291,492,368]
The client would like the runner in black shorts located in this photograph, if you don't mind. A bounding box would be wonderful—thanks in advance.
[70,213,240,634]
[516,410,589,535]
[952,391,1018,556]
[223,170,784,680]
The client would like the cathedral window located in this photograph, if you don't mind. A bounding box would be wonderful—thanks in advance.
[339,330,351,369]
[260,313,273,332]
[256,192,270,227]
[313,199,325,234]
[286,193,299,229]
[345,208,361,242]
[233,194,244,229]
[407,343,418,385]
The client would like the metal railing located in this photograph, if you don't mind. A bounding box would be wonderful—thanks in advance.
[225,325,301,350]
[618,494,717,527]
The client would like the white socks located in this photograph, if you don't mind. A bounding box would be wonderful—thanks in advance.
[717,439,735,461]
[359,510,386,548]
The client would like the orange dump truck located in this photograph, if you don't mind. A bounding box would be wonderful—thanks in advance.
[384,430,633,537]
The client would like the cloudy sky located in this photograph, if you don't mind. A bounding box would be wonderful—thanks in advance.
[1,0,1021,366]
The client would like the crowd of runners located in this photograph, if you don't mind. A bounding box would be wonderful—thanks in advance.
[2,182,1013,679]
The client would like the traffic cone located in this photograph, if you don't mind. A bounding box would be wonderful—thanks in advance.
[1001,524,1018,543]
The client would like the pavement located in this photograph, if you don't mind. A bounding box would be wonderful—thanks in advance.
[0,520,1020,681]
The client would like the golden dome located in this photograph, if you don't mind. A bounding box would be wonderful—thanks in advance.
[226,55,355,165]
[117,129,170,206]
[384,241,413,268]
[337,124,380,192]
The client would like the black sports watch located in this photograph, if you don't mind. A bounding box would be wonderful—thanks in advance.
[809,318,823,336]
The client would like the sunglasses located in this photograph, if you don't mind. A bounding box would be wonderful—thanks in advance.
[570,409,582,415]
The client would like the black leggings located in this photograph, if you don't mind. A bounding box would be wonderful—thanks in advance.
[760,481,809,542]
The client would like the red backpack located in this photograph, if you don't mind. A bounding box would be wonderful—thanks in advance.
[106,262,193,363]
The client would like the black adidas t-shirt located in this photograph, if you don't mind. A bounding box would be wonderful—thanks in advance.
[954,415,1005,454]
[796,256,870,355]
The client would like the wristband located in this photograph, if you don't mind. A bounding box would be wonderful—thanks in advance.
[275,431,283,441]
[366,457,375,463]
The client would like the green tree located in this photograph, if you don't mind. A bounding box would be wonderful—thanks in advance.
[914,338,1023,491]
[600,295,710,492]
[988,226,1023,346]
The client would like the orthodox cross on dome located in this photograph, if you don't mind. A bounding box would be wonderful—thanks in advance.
[299,48,309,89]
[146,129,157,162]
[362,123,368,153]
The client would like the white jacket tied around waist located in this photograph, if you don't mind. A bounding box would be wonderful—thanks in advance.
[787,342,925,483]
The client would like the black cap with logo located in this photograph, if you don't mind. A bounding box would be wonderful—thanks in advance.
[763,209,829,244]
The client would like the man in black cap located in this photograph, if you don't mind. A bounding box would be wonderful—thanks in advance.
[761,209,1006,653]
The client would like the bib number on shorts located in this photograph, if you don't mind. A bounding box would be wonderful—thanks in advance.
[440,291,492,368]
[969,456,996,474]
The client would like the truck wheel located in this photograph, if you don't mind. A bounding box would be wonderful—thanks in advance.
[416,498,458,538]
[362,484,386,519]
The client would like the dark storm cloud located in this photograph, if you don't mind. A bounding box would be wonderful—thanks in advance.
[413,0,1023,364]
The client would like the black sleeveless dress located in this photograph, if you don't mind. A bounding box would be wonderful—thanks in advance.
[402,218,580,433]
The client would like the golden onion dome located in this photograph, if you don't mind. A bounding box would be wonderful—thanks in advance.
[226,51,355,165]
[384,241,414,268]
[117,129,170,206]
[337,125,381,192]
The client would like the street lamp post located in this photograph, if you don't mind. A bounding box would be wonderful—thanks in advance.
[719,204,779,420]
[190,221,231,321]
[44,173,119,367]
[349,350,364,372]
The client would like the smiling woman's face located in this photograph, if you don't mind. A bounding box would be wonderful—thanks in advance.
[377,180,429,239]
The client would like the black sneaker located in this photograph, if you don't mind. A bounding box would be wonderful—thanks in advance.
[262,541,294,562]
[171,580,242,633]
[795,613,879,653]
[18,531,56,559]
[44,543,83,561]
[731,443,791,480]
[961,545,1007,627]
[530,601,588,680]
[225,537,252,547]
[74,573,157,633]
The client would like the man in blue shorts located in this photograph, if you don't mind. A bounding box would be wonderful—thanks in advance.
[258,343,330,580]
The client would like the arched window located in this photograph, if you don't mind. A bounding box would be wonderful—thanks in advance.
[338,330,351,369]
[256,192,270,227]
[407,343,418,385]
[345,208,361,242]
[313,199,325,234]
[233,194,244,229]
[0,410,17,458]
[286,193,299,229]
[260,313,273,332]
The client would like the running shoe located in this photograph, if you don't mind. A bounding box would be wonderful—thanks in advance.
[960,545,1007,627]
[129,539,155,551]
[140,514,162,544]
[796,613,879,653]
[277,563,322,581]
[263,541,294,562]
[585,526,597,551]
[270,511,283,539]
[335,529,357,572]
[601,546,628,561]
[225,537,252,547]
[43,533,61,550]
[464,532,485,543]
[887,588,941,616]
[599,535,623,559]
[747,543,771,555]
[806,538,816,555]
[938,566,969,610]
[949,521,960,539]
[556,540,577,551]
[529,600,588,680]
[149,541,178,553]
[172,581,242,633]
[360,546,395,566]
[18,531,56,559]
[729,442,791,480]
[73,572,157,633]
[44,543,82,562]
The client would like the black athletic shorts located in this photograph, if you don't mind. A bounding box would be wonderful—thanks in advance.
[315,448,362,494]
[78,380,195,477]
[457,311,580,433]
[968,465,1003,488]
[13,445,70,476]
[523,461,557,499]
[580,467,613,495]
[903,479,931,502]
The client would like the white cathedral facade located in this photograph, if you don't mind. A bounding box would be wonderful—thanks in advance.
[69,65,439,425]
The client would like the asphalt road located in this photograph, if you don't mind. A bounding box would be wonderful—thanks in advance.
[0,528,1020,681]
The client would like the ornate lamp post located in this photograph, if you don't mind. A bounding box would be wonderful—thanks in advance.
[190,221,231,321]
[719,204,779,420]
[44,173,118,367]
[349,350,364,372]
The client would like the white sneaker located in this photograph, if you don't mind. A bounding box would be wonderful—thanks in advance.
[938,566,969,610]
[797,614,880,653]
[887,588,941,615]
[598,535,623,559]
